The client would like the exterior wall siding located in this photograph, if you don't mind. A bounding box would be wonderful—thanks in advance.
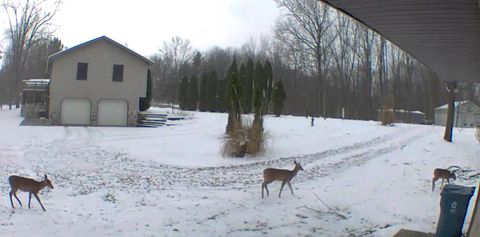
[49,40,148,126]
[434,101,480,128]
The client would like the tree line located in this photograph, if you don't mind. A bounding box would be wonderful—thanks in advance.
[177,58,286,117]
[149,0,478,122]
[2,0,478,121]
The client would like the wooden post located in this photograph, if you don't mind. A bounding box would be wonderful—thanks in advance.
[443,82,456,142]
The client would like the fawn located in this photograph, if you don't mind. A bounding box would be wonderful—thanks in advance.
[9,174,54,211]
[432,168,457,192]
[262,161,304,198]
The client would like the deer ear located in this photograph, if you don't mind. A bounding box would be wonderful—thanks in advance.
[44,174,48,179]
[294,160,297,165]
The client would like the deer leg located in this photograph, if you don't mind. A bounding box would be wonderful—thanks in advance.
[9,191,14,208]
[279,181,286,198]
[33,193,46,212]
[13,192,22,207]
[262,183,265,199]
[262,182,270,198]
[440,179,445,189]
[287,182,295,196]
[28,193,32,209]
[432,177,439,192]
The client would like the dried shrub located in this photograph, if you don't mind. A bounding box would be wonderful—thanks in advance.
[246,118,266,155]
[380,97,395,126]
[381,108,396,126]
[222,117,266,157]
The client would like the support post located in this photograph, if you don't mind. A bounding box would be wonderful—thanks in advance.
[443,81,456,142]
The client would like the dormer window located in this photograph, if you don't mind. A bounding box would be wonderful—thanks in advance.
[76,63,88,80]
[112,64,124,82]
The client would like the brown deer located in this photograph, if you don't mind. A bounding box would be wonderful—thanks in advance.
[262,161,304,198]
[9,175,54,211]
[432,167,458,192]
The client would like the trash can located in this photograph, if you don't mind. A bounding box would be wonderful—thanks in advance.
[435,184,476,237]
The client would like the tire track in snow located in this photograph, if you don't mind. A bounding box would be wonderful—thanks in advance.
[11,126,430,196]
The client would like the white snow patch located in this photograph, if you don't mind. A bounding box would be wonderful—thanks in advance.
[0,108,478,236]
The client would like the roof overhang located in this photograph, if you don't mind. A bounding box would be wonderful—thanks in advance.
[48,36,154,65]
[321,0,480,83]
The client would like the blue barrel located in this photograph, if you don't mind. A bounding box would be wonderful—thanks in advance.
[435,184,476,237]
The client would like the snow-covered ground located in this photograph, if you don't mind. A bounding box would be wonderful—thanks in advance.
[0,107,478,237]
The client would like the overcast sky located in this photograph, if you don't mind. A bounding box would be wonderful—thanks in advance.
[34,0,278,56]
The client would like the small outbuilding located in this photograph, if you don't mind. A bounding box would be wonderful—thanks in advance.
[434,100,480,128]
[47,36,153,126]
[377,109,426,125]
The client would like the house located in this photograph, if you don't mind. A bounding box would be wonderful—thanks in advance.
[47,36,153,126]
[434,100,480,128]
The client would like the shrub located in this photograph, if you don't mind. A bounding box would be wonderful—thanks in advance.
[381,108,395,126]
[222,117,266,157]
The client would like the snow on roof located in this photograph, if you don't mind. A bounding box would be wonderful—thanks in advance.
[436,100,472,110]
[23,79,50,83]
[376,109,425,114]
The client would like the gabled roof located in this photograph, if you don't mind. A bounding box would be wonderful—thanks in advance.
[48,36,154,65]
[435,100,480,111]
[321,0,480,83]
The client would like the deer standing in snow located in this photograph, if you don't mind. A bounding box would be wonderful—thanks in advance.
[9,175,54,211]
[262,161,304,198]
[432,166,460,192]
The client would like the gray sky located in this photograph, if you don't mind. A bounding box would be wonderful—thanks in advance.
[47,0,279,56]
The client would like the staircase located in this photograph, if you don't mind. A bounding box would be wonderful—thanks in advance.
[137,111,186,127]
[137,112,168,127]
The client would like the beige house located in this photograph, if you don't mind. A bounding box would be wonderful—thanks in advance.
[48,36,153,126]
[434,100,480,128]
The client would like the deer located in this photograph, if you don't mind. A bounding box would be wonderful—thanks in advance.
[262,161,304,198]
[9,174,54,211]
[432,166,460,192]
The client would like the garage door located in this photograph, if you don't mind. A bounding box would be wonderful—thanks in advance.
[98,99,128,126]
[61,98,91,125]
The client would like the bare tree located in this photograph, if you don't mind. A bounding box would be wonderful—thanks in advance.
[158,36,194,74]
[152,36,195,104]
[330,13,358,118]
[2,0,61,108]
[275,0,337,118]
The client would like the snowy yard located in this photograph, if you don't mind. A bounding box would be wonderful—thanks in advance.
[0,107,478,237]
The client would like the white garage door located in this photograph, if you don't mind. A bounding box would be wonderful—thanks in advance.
[98,99,128,126]
[61,98,91,125]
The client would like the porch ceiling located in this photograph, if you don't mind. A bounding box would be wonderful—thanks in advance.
[322,0,480,83]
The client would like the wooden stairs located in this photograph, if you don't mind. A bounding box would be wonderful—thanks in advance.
[137,112,185,128]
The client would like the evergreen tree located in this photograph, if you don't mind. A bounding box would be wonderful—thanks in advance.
[264,60,274,112]
[253,61,265,116]
[243,58,254,114]
[187,74,199,111]
[272,80,287,117]
[208,70,218,112]
[238,63,247,113]
[217,79,227,112]
[178,75,188,110]
[199,71,209,112]
[139,69,152,111]
[225,57,241,133]
[192,52,202,75]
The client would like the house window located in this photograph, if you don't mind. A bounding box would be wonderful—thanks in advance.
[76,63,88,80]
[112,64,124,82]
